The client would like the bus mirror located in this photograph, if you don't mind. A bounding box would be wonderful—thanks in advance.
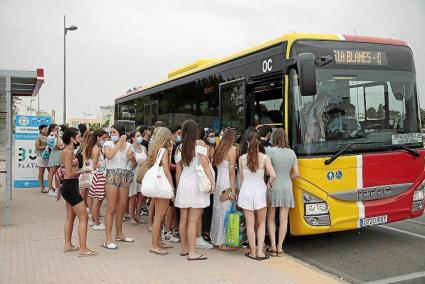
[297,53,317,96]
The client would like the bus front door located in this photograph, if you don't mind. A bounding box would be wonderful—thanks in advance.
[219,78,246,135]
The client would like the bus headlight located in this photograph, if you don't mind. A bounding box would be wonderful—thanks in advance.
[413,188,424,202]
[302,192,331,226]
[305,203,329,216]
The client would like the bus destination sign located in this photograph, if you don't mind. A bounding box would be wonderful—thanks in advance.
[333,49,388,66]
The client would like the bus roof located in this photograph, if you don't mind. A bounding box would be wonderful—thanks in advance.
[115,32,408,101]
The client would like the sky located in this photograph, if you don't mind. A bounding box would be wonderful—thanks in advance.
[1,0,424,123]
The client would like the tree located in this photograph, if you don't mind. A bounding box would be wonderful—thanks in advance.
[420,108,425,127]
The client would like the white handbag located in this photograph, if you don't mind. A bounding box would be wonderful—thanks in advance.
[196,146,212,193]
[141,148,174,199]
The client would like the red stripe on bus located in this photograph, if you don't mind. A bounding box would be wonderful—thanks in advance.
[343,35,408,46]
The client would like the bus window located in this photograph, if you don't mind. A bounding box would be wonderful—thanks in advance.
[250,79,284,127]
[219,78,245,135]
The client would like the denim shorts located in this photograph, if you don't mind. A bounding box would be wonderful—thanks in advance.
[106,169,134,189]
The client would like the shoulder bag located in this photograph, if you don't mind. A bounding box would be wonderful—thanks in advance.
[141,148,173,199]
[195,144,212,192]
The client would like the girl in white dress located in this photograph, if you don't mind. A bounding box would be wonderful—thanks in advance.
[128,130,147,225]
[210,129,237,249]
[238,132,276,260]
[175,120,216,261]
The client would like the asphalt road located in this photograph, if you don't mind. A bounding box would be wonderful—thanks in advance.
[285,214,425,284]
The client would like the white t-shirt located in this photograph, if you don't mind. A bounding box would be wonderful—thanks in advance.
[104,141,132,170]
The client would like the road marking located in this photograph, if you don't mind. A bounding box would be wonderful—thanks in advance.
[364,271,425,284]
[406,219,425,226]
[380,225,425,240]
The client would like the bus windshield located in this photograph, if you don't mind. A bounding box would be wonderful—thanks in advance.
[290,41,422,157]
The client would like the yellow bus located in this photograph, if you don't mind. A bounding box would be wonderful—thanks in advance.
[115,33,425,235]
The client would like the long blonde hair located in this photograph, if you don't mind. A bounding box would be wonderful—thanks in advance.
[146,127,172,168]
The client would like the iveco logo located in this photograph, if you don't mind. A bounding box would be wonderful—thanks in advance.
[357,186,392,200]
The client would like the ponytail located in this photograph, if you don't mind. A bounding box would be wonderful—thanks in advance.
[247,133,260,172]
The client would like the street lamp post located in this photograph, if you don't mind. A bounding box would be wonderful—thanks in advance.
[63,15,78,125]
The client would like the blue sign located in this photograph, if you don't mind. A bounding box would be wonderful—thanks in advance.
[327,171,335,180]
[336,170,343,179]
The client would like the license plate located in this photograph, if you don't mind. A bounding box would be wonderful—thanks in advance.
[360,215,388,227]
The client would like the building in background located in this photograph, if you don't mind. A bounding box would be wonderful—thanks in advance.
[68,117,101,129]
[99,105,114,128]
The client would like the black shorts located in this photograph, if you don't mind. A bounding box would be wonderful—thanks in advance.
[61,179,84,206]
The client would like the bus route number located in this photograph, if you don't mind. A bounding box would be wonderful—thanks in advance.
[262,59,273,73]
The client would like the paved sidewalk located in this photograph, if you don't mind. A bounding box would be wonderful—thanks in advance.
[0,188,343,284]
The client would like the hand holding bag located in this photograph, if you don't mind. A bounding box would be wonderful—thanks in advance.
[141,148,173,199]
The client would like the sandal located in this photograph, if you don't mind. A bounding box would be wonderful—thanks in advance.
[161,243,173,249]
[245,252,256,260]
[64,246,79,253]
[41,188,48,193]
[266,248,277,257]
[78,249,97,257]
[276,250,284,257]
[180,252,189,256]
[149,249,168,255]
[115,237,135,243]
[255,254,270,261]
[101,242,118,250]
[187,254,208,261]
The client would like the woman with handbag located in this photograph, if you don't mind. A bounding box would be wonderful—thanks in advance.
[86,129,108,230]
[103,124,136,250]
[238,132,276,260]
[210,128,237,250]
[128,130,147,225]
[174,120,216,261]
[141,127,174,255]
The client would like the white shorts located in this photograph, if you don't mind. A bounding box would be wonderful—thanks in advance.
[36,156,49,168]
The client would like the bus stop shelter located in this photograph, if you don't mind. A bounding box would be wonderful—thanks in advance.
[0,69,44,226]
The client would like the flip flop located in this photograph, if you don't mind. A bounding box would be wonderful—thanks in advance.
[115,237,135,243]
[78,250,97,257]
[266,248,277,257]
[64,246,79,253]
[180,252,189,256]
[187,254,208,261]
[161,243,173,249]
[245,252,256,260]
[276,250,284,257]
[255,254,270,261]
[101,242,118,250]
[149,249,168,255]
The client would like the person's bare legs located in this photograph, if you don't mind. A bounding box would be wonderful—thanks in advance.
[196,209,203,238]
[48,166,57,189]
[115,187,130,239]
[135,193,143,222]
[92,198,103,225]
[277,207,290,253]
[188,208,204,259]
[87,196,93,217]
[164,206,174,232]
[244,210,256,257]
[148,199,155,229]
[105,184,118,244]
[38,167,47,192]
[151,198,170,252]
[179,208,189,255]
[64,202,76,251]
[129,195,136,222]
[80,187,89,208]
[267,206,277,252]
[72,201,91,254]
[255,207,267,258]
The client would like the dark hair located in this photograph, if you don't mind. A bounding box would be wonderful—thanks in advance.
[138,125,152,136]
[60,124,68,132]
[85,129,107,158]
[240,127,256,156]
[78,124,88,136]
[214,129,235,166]
[170,125,181,134]
[129,130,137,141]
[111,123,125,136]
[181,120,199,166]
[247,132,261,172]
[47,123,58,134]
[258,125,272,138]
[62,127,79,144]
[154,121,166,127]
[39,124,47,133]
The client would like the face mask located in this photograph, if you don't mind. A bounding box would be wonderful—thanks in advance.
[208,137,216,145]
[111,135,119,142]
[98,140,105,147]
[136,136,143,144]
[175,136,182,144]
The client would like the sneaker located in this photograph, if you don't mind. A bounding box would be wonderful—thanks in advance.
[163,231,180,243]
[196,237,213,249]
[173,229,180,239]
[88,220,94,226]
[93,223,105,231]
[48,189,58,197]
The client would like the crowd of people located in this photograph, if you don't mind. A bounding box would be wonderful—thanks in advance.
[35,120,298,260]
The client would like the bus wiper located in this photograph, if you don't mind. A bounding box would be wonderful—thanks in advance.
[383,144,420,157]
[324,141,386,165]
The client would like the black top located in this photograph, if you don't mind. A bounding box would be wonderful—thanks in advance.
[141,139,149,152]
